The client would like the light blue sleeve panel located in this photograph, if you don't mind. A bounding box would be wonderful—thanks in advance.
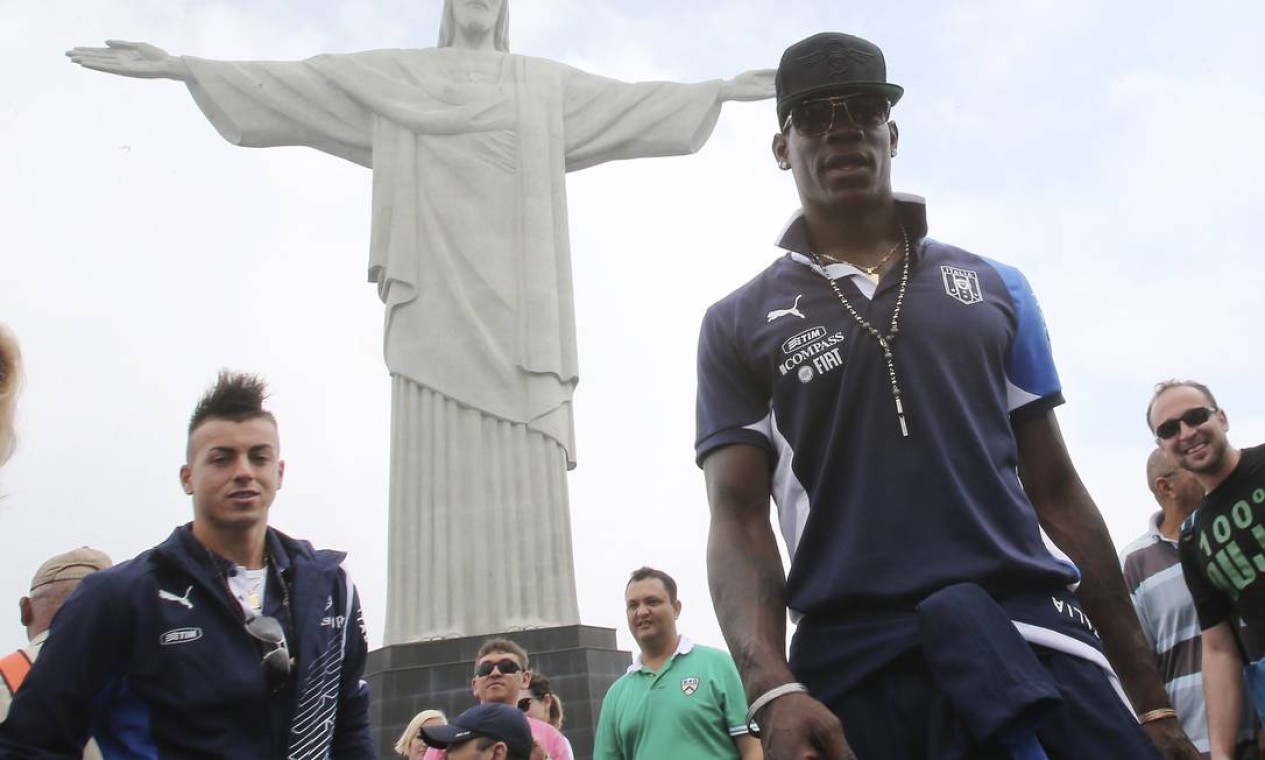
[981,257,1063,415]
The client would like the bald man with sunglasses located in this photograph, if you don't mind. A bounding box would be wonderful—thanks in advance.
[1150,380,1265,760]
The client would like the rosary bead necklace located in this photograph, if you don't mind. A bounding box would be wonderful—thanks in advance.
[810,224,911,437]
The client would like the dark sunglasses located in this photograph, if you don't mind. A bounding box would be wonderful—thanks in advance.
[1155,407,1217,440]
[244,614,291,692]
[783,95,891,136]
[475,658,523,677]
[517,697,536,712]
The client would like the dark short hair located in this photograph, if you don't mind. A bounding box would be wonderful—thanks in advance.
[527,672,565,729]
[188,370,277,436]
[1146,379,1218,431]
[627,566,678,603]
[476,638,530,671]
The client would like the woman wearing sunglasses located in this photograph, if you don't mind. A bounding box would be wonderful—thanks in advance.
[518,673,572,760]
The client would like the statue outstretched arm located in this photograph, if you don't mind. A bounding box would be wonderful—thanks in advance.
[719,69,775,102]
[66,40,190,81]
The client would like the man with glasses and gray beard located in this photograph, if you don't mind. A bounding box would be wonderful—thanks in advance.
[697,31,1197,760]
[0,371,373,758]
[1149,380,1265,760]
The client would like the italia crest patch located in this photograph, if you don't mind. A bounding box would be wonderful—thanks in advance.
[681,676,700,696]
[941,266,983,305]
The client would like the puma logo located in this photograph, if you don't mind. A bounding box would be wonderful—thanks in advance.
[159,586,194,610]
[767,295,805,322]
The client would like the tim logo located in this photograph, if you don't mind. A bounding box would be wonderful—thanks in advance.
[782,326,826,355]
[941,266,983,305]
[680,677,699,696]
[160,627,203,646]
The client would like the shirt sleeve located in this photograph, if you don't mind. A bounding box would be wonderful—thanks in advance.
[695,300,775,466]
[1119,542,1163,650]
[332,575,374,759]
[592,680,625,760]
[1180,529,1234,630]
[981,259,1064,420]
[717,651,751,738]
[528,718,571,760]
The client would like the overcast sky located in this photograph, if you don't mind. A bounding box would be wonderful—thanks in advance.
[2,0,1263,658]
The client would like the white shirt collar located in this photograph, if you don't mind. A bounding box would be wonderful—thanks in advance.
[627,634,694,674]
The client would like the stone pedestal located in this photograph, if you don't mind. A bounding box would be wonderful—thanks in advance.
[367,625,630,760]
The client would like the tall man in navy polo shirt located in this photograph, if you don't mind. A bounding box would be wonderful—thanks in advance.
[696,32,1197,759]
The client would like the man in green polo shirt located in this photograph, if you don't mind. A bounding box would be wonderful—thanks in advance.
[594,567,760,760]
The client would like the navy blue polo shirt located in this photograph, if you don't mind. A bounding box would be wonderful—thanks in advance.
[695,195,1079,620]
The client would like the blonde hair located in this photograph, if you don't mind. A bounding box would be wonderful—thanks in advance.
[394,709,446,756]
[0,325,22,466]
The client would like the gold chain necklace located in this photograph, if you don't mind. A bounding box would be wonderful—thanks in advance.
[815,236,902,284]
[237,571,266,614]
[810,225,911,437]
[203,544,289,620]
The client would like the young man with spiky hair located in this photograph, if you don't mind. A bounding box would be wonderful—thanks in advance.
[0,371,374,758]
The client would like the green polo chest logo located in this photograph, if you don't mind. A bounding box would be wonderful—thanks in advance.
[681,676,699,696]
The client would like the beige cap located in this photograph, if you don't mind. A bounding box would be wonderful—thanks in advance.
[29,546,113,591]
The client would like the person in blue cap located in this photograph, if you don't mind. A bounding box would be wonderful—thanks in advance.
[696,31,1199,760]
[422,703,535,760]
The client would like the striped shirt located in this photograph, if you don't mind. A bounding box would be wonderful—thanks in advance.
[1121,512,1254,758]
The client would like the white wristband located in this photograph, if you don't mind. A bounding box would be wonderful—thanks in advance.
[745,682,810,727]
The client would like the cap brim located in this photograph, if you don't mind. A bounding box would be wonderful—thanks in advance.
[420,724,476,749]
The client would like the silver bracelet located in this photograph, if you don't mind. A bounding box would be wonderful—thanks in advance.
[745,682,810,727]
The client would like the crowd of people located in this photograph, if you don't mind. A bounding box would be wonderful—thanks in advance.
[1,22,1263,760]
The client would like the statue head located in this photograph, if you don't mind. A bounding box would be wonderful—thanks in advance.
[439,0,510,53]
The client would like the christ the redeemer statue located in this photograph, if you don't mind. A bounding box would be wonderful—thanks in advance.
[69,0,772,643]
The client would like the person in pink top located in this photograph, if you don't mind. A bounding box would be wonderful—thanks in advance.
[425,639,571,760]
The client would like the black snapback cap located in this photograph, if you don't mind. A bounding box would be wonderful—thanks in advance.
[776,32,904,124]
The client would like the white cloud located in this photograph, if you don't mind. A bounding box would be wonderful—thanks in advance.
[2,1,1263,668]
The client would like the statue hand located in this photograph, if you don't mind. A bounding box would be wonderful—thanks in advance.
[720,69,776,102]
[65,40,188,81]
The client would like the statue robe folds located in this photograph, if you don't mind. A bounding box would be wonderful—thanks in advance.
[182,48,724,641]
